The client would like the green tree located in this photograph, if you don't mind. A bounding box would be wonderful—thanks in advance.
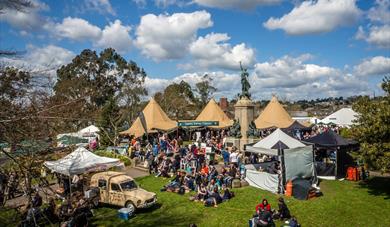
[195,74,217,108]
[351,76,390,172]
[53,48,147,132]
[155,80,198,120]
[98,97,126,146]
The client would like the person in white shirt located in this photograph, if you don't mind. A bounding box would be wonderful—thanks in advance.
[229,148,238,167]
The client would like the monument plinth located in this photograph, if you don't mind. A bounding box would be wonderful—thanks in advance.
[234,97,256,151]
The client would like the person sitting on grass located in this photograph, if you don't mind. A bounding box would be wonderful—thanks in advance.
[184,173,195,191]
[204,187,222,208]
[193,183,208,202]
[207,179,218,194]
[221,184,234,201]
[273,197,291,220]
[255,198,271,214]
[200,163,209,176]
[253,208,274,227]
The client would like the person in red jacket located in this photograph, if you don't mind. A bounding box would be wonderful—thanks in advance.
[256,198,271,214]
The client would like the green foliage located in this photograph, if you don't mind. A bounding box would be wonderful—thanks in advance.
[98,97,126,146]
[351,76,390,172]
[94,150,131,166]
[154,80,198,120]
[195,74,217,109]
[339,127,353,139]
[53,48,147,131]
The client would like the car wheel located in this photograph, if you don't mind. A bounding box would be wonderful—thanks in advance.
[125,201,135,213]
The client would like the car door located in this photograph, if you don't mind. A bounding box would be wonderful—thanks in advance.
[98,179,109,203]
[109,183,125,206]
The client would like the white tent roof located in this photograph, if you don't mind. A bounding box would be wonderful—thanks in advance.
[320,108,358,127]
[79,125,100,134]
[246,128,306,155]
[44,147,121,176]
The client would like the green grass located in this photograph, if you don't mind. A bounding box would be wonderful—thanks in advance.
[91,176,390,227]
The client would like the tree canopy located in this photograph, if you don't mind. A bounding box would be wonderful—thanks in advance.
[351,76,390,172]
[154,80,198,120]
[53,48,147,132]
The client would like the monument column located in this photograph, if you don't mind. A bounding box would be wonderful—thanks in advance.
[234,97,255,151]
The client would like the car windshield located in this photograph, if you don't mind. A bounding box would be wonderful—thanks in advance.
[120,180,137,191]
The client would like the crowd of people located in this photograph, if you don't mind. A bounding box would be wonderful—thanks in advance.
[21,191,93,227]
[133,133,242,208]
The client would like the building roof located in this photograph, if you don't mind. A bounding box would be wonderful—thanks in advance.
[254,96,294,129]
[320,108,358,127]
[195,99,233,129]
[120,98,177,138]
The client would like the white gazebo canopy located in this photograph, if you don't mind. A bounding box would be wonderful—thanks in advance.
[79,125,100,134]
[44,147,122,176]
[246,128,306,155]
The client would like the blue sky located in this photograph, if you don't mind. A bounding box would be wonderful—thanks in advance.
[1,0,389,100]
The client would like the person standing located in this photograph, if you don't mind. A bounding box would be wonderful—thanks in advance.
[229,148,238,167]
[221,147,230,167]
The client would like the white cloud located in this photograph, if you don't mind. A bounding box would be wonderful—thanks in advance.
[51,18,133,52]
[0,0,49,31]
[189,33,256,70]
[252,55,338,88]
[84,0,116,16]
[133,0,147,7]
[194,0,281,10]
[0,45,75,87]
[355,0,390,48]
[155,0,186,8]
[145,54,375,100]
[95,20,132,53]
[264,0,361,35]
[368,0,390,24]
[53,17,102,41]
[135,11,213,60]
[354,56,390,77]
[355,25,390,48]
[145,71,240,97]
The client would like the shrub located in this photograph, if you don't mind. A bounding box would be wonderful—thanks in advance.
[95,150,131,166]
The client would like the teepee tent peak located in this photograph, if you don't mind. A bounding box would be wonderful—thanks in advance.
[254,96,294,129]
[195,98,233,128]
[120,97,177,138]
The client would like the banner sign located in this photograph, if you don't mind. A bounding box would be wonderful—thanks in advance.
[178,121,219,127]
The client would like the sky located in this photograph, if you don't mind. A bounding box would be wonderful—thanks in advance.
[0,0,389,100]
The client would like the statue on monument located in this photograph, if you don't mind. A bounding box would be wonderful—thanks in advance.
[247,120,259,138]
[230,119,242,138]
[240,62,251,99]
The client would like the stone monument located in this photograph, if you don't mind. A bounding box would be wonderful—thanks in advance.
[234,62,259,151]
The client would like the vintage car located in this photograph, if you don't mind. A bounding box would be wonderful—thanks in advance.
[90,171,157,211]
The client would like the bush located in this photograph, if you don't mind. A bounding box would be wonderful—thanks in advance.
[95,150,131,166]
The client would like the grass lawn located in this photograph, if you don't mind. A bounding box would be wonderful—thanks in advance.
[91,176,390,227]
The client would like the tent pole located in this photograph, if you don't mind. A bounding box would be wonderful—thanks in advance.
[68,176,72,200]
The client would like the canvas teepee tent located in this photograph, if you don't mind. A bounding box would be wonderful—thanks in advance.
[120,98,177,138]
[254,96,294,129]
[195,99,233,129]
